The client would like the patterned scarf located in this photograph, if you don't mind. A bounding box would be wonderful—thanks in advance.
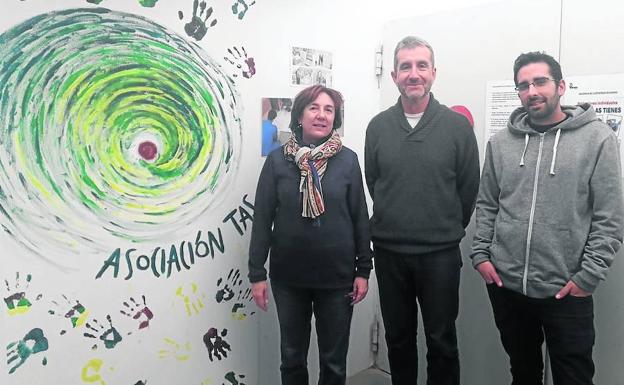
[283,130,342,221]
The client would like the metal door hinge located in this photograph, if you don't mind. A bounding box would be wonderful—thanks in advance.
[371,318,379,353]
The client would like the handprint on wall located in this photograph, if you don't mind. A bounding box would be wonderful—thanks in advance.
[231,0,255,20]
[158,338,192,362]
[81,358,109,385]
[223,47,256,80]
[215,268,242,303]
[4,272,42,316]
[120,295,153,330]
[215,269,255,320]
[231,287,254,321]
[223,371,246,385]
[6,328,49,374]
[138,0,159,6]
[180,0,217,41]
[83,315,123,350]
[175,282,206,316]
[203,327,231,361]
[49,294,90,335]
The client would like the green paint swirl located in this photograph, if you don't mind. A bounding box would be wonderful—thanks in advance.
[0,8,241,265]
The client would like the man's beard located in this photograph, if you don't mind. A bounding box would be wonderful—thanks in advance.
[525,95,559,122]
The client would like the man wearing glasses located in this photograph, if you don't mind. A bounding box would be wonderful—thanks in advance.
[471,51,624,385]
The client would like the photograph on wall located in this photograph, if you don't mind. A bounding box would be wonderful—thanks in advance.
[261,97,344,156]
[261,97,293,155]
[290,46,333,87]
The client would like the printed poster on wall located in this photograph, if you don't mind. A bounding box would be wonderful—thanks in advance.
[484,80,522,145]
[563,74,624,138]
[562,73,624,170]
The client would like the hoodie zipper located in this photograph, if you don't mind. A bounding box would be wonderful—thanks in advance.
[523,133,544,295]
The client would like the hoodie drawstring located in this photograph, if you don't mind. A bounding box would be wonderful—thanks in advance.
[549,128,561,175]
[519,134,529,167]
[518,130,562,174]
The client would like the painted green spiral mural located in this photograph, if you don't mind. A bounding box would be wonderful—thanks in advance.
[0,8,241,266]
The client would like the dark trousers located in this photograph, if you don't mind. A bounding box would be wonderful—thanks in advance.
[272,282,354,385]
[375,246,461,385]
[487,285,595,385]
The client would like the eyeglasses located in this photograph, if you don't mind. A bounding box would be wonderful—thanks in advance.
[515,77,557,92]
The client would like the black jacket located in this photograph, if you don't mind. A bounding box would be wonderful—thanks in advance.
[248,146,372,288]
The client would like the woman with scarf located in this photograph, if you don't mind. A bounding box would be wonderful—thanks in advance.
[248,85,372,385]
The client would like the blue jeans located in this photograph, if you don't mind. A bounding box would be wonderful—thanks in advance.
[272,282,354,385]
[375,246,461,385]
[487,285,595,385]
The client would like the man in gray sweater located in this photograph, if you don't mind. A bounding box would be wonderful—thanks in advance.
[471,51,624,385]
[365,36,480,385]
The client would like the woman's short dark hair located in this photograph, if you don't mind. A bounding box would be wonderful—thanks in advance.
[289,85,343,137]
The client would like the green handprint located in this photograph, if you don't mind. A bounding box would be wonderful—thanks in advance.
[4,272,42,316]
[83,315,123,350]
[6,328,49,374]
[224,371,246,385]
[49,294,90,335]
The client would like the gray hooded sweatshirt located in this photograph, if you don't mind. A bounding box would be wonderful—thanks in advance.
[471,103,624,298]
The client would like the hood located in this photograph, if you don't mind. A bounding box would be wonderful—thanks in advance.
[508,103,599,175]
[508,103,599,135]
